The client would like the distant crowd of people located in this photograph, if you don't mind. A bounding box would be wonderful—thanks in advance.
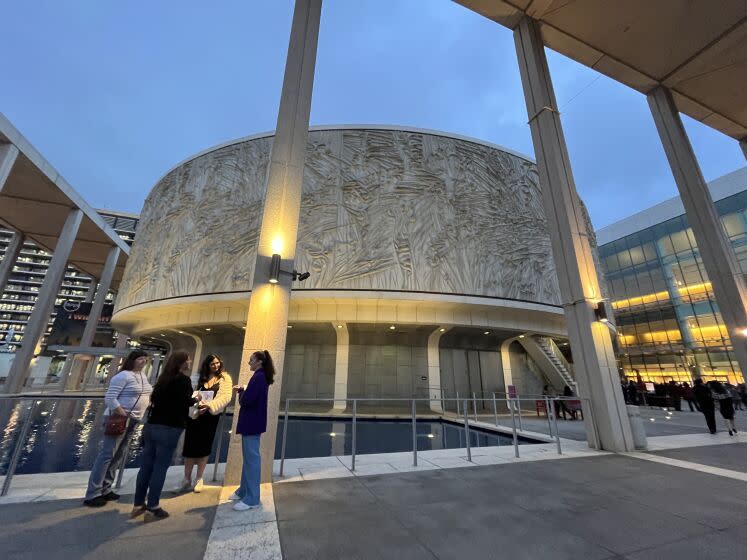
[81,348,274,521]
[622,377,744,436]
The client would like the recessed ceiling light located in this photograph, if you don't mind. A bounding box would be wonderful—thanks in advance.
[519,334,525,339]
[427,434,435,438]
[337,325,343,329]
[329,432,337,437]
[389,325,396,330]
[178,331,184,334]
[205,328,211,332]
[439,328,446,332]
[483,331,490,335]
[160,333,166,336]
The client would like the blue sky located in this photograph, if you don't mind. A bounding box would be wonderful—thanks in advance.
[1,0,744,228]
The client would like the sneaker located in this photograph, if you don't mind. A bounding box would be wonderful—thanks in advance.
[83,496,107,508]
[144,508,169,521]
[229,491,241,501]
[130,505,146,518]
[101,491,120,501]
[233,501,260,511]
[173,478,192,493]
[193,478,204,493]
[729,430,734,436]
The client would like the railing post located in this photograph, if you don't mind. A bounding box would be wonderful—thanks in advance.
[509,399,520,458]
[516,393,524,432]
[351,399,357,472]
[463,399,472,462]
[211,414,226,482]
[551,397,562,455]
[544,396,553,436]
[279,398,290,477]
[456,391,460,416]
[492,392,498,427]
[2,400,39,497]
[472,392,478,422]
[411,399,418,467]
[115,433,132,490]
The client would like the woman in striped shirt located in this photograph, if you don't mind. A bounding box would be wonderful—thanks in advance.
[83,349,153,507]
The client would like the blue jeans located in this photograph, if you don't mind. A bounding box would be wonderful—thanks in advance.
[85,418,137,500]
[134,423,182,509]
[236,435,261,506]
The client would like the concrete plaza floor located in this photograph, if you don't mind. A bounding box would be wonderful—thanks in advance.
[1,409,746,559]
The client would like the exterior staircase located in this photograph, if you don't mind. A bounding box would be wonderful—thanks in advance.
[516,335,576,393]
[534,336,576,390]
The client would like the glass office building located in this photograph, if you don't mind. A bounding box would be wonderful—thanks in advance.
[597,167,747,385]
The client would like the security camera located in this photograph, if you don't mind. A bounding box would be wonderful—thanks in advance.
[293,271,311,282]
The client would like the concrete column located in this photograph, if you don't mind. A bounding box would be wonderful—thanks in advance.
[149,352,163,384]
[5,208,83,393]
[500,337,517,390]
[426,326,449,413]
[106,333,129,379]
[81,247,119,348]
[514,17,633,452]
[648,86,747,379]
[740,137,747,161]
[332,322,349,411]
[0,231,25,297]
[83,281,97,303]
[0,144,19,193]
[226,0,322,486]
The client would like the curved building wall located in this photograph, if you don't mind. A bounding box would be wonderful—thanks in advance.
[115,127,561,310]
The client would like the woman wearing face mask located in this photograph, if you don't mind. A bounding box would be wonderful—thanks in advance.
[175,354,233,493]
[132,350,198,521]
[83,349,152,508]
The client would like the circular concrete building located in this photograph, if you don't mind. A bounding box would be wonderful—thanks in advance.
[113,126,585,406]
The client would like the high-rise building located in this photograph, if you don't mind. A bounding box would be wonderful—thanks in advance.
[597,167,747,385]
[0,210,139,352]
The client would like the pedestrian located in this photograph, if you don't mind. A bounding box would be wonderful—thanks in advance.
[175,354,233,493]
[132,351,199,521]
[739,383,747,409]
[726,383,742,411]
[682,381,699,412]
[230,350,274,511]
[626,379,639,406]
[710,380,738,436]
[693,378,717,434]
[84,349,152,507]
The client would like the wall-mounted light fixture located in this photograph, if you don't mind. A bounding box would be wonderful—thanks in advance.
[268,253,311,284]
[593,301,609,323]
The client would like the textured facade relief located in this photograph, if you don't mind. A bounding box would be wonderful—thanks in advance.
[116,128,568,312]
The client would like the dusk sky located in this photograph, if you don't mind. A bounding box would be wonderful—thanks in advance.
[2,0,745,229]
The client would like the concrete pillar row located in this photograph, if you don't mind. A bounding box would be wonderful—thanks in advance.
[332,322,349,410]
[513,17,634,452]
[5,208,83,393]
[0,231,26,300]
[648,86,747,379]
[227,0,323,485]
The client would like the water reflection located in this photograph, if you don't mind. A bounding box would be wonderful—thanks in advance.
[0,400,534,476]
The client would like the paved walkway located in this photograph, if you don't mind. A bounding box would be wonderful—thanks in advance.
[2,419,746,559]
[0,486,220,560]
[273,449,747,560]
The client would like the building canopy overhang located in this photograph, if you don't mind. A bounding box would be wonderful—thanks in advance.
[0,113,130,288]
[456,0,747,140]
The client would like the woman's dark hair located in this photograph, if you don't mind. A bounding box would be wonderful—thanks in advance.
[710,380,726,394]
[153,350,191,395]
[120,349,149,372]
[252,350,275,385]
[198,354,224,385]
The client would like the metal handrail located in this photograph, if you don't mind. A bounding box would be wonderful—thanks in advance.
[275,395,598,477]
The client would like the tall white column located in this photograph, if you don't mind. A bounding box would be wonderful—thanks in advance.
[5,208,83,393]
[0,144,19,193]
[81,247,119,347]
[426,326,448,413]
[332,322,349,410]
[106,333,129,379]
[226,0,322,485]
[0,231,25,297]
[514,17,633,452]
[649,86,747,379]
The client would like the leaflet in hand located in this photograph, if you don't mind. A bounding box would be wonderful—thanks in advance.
[198,390,214,402]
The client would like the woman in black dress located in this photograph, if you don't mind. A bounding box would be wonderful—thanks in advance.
[175,354,233,493]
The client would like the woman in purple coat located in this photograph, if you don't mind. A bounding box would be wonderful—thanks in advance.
[230,350,274,511]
